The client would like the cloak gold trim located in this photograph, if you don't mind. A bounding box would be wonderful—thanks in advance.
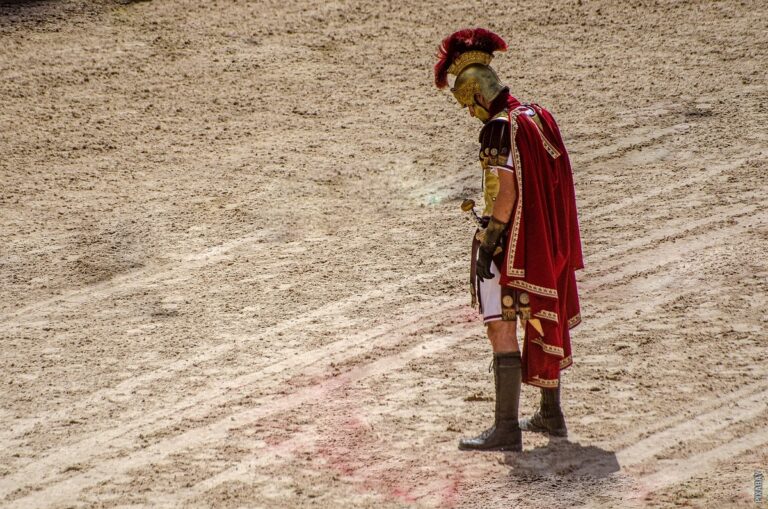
[535,309,559,323]
[531,337,565,357]
[540,137,561,159]
[529,104,562,159]
[528,376,559,388]
[529,317,544,336]
[506,108,525,278]
[568,313,581,329]
[508,280,558,299]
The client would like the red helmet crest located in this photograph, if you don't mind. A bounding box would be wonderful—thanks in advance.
[434,28,508,89]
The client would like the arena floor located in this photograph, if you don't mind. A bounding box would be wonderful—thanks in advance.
[1,0,767,507]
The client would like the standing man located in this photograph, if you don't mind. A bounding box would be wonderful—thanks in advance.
[434,28,584,452]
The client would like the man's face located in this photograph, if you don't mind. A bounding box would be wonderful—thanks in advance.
[450,66,494,123]
[461,94,490,123]
[454,93,491,123]
[451,80,485,121]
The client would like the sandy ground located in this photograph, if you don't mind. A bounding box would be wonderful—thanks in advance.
[1,0,767,507]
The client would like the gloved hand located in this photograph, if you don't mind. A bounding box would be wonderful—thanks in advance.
[476,216,508,282]
[476,246,494,281]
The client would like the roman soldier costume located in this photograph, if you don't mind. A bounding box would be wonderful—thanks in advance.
[434,28,584,450]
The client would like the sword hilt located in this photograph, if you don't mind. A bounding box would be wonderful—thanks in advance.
[460,199,483,226]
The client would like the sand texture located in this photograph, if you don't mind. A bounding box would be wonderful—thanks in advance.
[1,0,767,507]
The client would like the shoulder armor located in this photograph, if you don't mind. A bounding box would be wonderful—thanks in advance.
[478,114,511,167]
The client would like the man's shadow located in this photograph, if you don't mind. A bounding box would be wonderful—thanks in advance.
[472,438,638,507]
[503,437,620,479]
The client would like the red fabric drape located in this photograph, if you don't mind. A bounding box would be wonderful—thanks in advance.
[499,95,584,388]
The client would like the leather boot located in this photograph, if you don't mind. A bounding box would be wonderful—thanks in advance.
[519,380,568,437]
[458,352,523,452]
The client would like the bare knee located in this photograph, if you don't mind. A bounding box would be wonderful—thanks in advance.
[487,320,519,353]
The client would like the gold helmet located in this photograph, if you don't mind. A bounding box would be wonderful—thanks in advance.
[434,28,508,122]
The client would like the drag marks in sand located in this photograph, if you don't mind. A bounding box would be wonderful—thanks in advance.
[3,2,766,502]
[5,321,480,508]
[3,123,766,506]
[14,201,763,506]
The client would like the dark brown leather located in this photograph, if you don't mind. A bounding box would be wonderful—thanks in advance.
[478,117,511,161]
[519,383,568,437]
[458,352,522,451]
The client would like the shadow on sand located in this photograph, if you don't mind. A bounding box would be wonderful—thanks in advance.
[457,439,637,507]
[503,437,620,479]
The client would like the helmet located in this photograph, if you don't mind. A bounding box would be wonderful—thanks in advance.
[434,28,508,122]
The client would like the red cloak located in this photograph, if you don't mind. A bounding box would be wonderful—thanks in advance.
[500,95,584,388]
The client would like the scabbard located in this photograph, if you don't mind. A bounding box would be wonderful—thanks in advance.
[469,231,480,308]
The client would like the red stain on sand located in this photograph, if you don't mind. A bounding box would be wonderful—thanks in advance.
[313,413,465,507]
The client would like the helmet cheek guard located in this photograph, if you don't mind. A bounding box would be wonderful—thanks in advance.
[451,64,506,121]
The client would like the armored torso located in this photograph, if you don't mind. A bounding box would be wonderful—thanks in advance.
[478,110,513,216]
